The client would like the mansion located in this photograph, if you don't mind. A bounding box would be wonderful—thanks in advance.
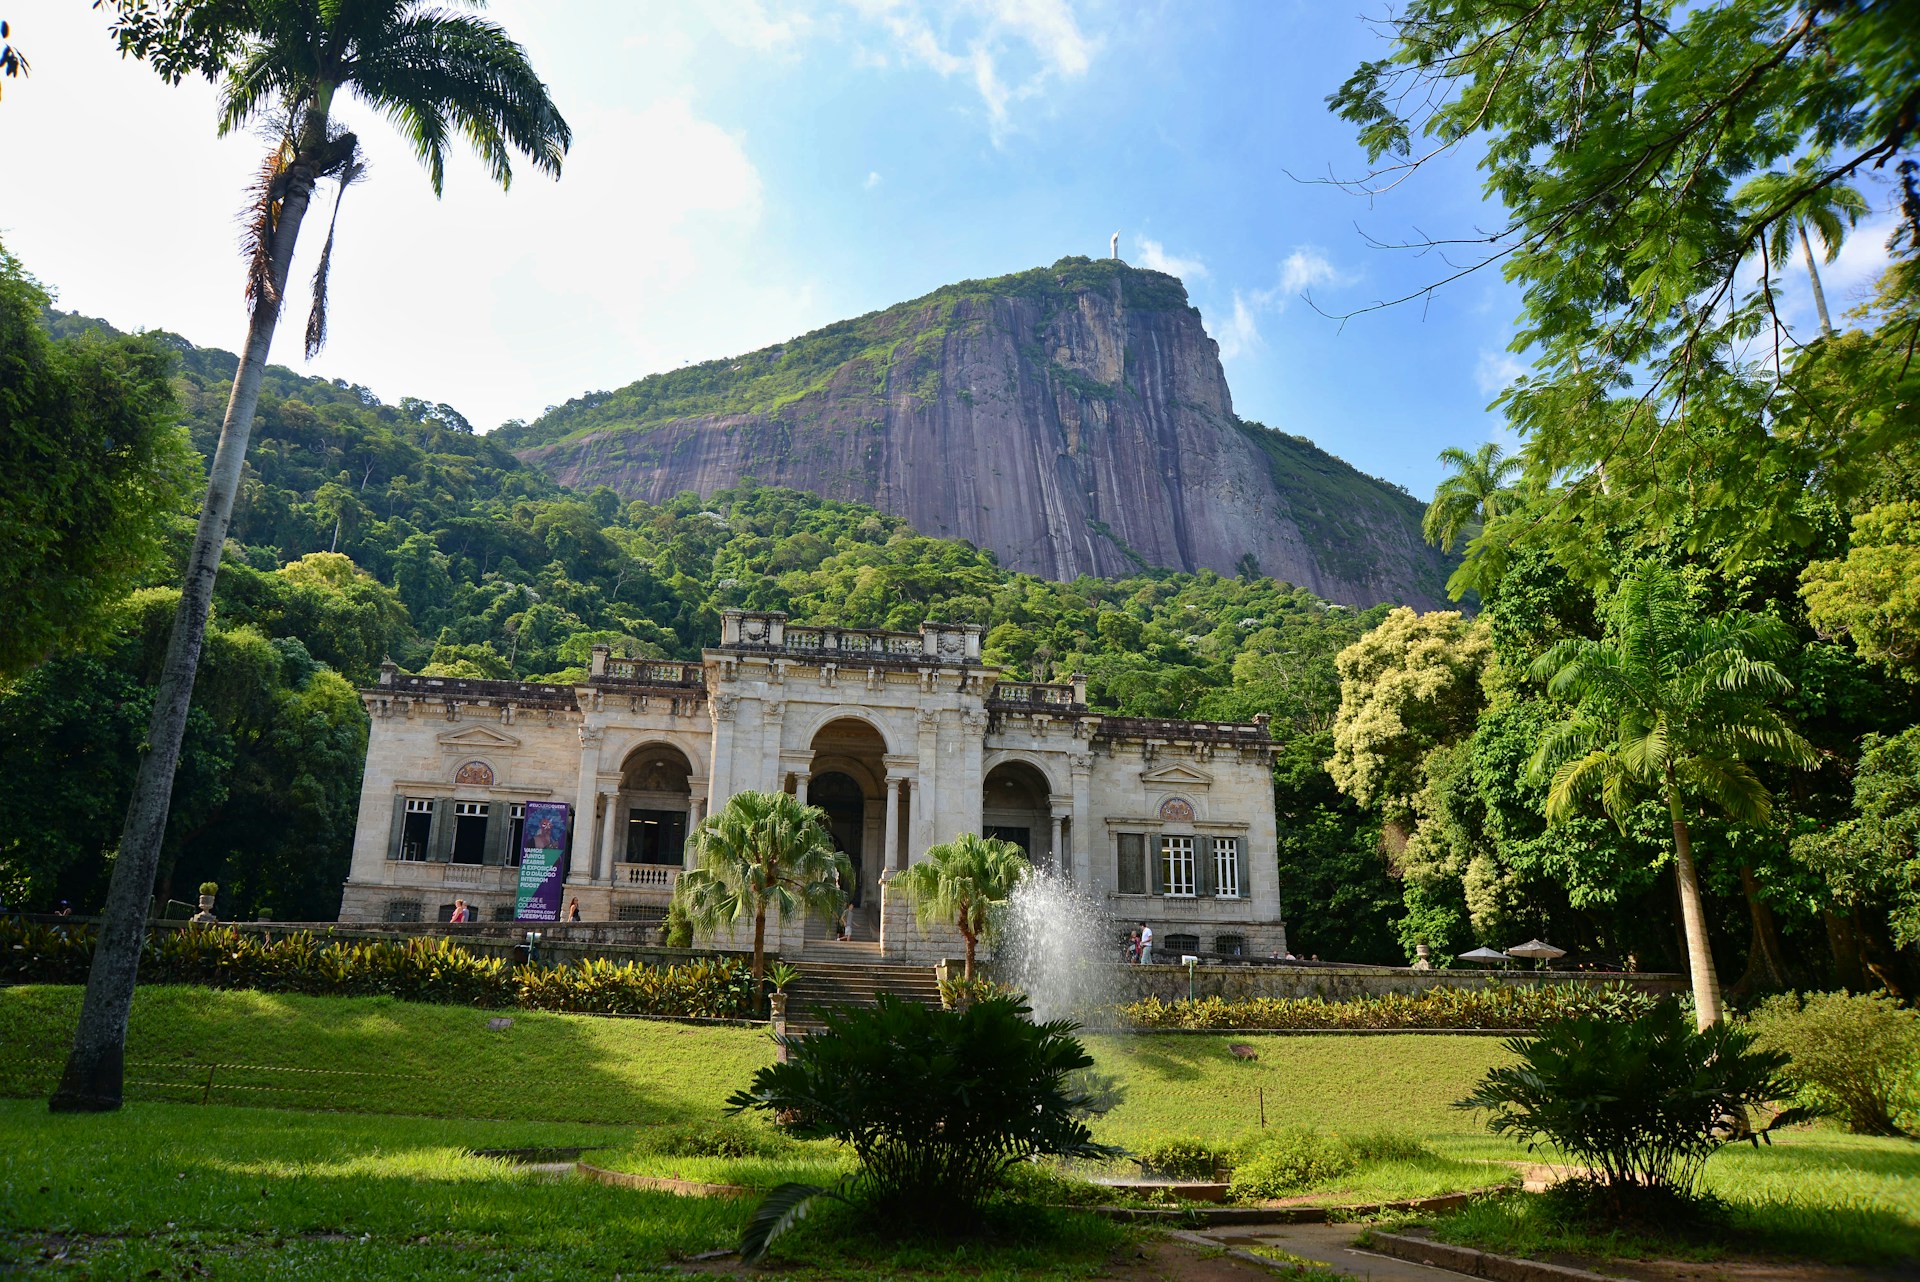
[340,611,1289,960]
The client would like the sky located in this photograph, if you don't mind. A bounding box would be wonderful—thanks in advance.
[0,0,1901,500]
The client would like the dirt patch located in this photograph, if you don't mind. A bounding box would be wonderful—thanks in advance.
[677,1237,1307,1280]
[1562,1256,1917,1282]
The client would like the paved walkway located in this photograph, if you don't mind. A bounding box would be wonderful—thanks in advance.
[1185,1222,1486,1281]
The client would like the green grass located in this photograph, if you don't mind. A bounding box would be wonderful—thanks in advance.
[0,984,774,1125]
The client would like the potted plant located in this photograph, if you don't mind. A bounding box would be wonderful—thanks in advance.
[766,960,800,1023]
[197,882,218,912]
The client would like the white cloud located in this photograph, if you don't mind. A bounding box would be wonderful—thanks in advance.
[1208,246,1351,362]
[1475,349,1526,397]
[709,0,813,53]
[845,0,1098,141]
[1210,292,1263,361]
[864,170,884,190]
[1135,237,1207,280]
[1279,247,1343,295]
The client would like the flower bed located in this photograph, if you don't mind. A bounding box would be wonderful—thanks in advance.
[1119,982,1666,1031]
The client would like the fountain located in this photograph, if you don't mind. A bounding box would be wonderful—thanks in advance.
[997,869,1129,1028]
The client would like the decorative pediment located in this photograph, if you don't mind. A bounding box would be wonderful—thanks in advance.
[436,724,521,751]
[1140,763,1213,788]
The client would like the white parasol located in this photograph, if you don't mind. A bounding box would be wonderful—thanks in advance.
[1456,946,1510,966]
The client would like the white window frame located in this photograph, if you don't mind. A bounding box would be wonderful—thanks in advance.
[1160,835,1196,898]
[507,802,527,867]
[398,798,434,862]
[1213,837,1241,898]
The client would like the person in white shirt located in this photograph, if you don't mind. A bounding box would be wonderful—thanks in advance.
[1138,922,1153,964]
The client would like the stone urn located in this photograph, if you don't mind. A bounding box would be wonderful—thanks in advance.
[190,894,218,926]
[768,992,788,1023]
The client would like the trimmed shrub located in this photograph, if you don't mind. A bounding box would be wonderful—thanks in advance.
[0,920,754,1019]
[1134,1136,1225,1180]
[1120,982,1664,1031]
[1748,990,1920,1137]
[1227,1128,1354,1200]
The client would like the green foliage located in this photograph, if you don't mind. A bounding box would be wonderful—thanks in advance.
[1424,443,1523,556]
[1801,501,1920,684]
[1227,1127,1355,1199]
[0,921,756,1019]
[1120,983,1665,1031]
[197,882,218,897]
[1133,1136,1225,1180]
[1457,1007,1801,1208]
[895,832,1031,977]
[727,995,1119,1232]
[938,974,1019,1010]
[1791,725,1920,950]
[765,960,801,994]
[0,245,197,678]
[1330,607,1492,827]
[1748,991,1920,1137]
[640,1117,797,1160]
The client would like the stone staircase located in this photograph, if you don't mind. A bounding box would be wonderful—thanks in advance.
[779,955,943,1034]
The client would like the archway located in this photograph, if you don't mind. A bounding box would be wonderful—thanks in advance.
[982,760,1054,866]
[806,717,888,938]
[619,743,694,867]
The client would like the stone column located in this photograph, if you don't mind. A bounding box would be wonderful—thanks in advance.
[568,725,604,886]
[914,710,940,854]
[1069,751,1092,882]
[884,774,903,871]
[1050,809,1067,874]
[794,772,810,806]
[598,789,623,883]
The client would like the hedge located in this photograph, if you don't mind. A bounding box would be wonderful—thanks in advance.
[1119,982,1668,1031]
[0,920,757,1019]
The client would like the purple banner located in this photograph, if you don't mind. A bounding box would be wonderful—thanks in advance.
[515,801,571,922]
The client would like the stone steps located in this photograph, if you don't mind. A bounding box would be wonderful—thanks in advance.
[780,958,943,1031]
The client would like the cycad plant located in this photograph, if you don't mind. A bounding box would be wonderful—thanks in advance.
[894,832,1031,979]
[54,0,569,1113]
[675,790,851,992]
[1528,564,1813,1027]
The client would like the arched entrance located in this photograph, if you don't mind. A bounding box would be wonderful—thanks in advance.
[619,743,694,869]
[983,760,1054,867]
[804,717,889,938]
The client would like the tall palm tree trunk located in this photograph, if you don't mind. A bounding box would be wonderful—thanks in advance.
[960,919,977,980]
[50,101,332,1113]
[1796,218,1835,336]
[1664,775,1723,1030]
[752,909,767,984]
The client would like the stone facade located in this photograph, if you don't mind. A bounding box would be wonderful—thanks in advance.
[340,611,1287,961]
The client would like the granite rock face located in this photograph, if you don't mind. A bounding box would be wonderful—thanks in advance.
[514,259,1450,608]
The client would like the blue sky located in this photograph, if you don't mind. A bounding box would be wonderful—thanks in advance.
[0,1,1895,500]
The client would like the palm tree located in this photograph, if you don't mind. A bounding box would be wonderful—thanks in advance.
[675,790,852,993]
[1423,443,1524,552]
[894,833,1032,979]
[51,1,569,1113]
[1737,166,1870,336]
[1527,564,1814,1028]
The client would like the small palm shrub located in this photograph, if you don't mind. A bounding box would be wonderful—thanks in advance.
[1135,1136,1225,1180]
[727,995,1119,1259]
[1748,991,1920,1137]
[1457,1005,1803,1213]
[939,974,1018,1010]
[1122,983,1665,1031]
[1226,1127,1355,1200]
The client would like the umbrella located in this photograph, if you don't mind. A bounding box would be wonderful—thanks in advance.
[1456,946,1510,966]
[1507,939,1567,962]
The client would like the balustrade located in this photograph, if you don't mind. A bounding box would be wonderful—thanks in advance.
[621,864,681,889]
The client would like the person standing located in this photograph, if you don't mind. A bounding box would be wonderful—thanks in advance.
[1138,922,1153,964]
[565,897,582,923]
[1126,930,1141,963]
[449,898,469,924]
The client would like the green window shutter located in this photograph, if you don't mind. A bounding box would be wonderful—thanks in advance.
[1116,833,1145,896]
[1197,837,1216,897]
[387,796,408,861]
[484,802,510,865]
[1235,838,1250,900]
[430,798,455,862]
[1150,835,1166,895]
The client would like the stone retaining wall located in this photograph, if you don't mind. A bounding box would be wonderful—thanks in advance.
[1091,961,1685,1002]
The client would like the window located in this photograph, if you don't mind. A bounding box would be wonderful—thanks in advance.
[1164,933,1201,955]
[507,802,527,866]
[398,798,433,861]
[384,899,423,923]
[1160,836,1196,897]
[616,904,667,923]
[627,808,688,865]
[1215,934,1245,958]
[1213,837,1241,898]
[490,904,517,922]
[1116,833,1146,895]
[452,801,489,864]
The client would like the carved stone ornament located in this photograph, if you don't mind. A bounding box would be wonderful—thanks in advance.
[454,760,494,787]
[578,724,605,748]
[938,632,963,657]
[742,617,769,644]
[918,709,942,730]
[713,693,739,722]
[1159,796,1195,822]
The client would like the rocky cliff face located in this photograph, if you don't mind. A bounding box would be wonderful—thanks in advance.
[510,259,1450,608]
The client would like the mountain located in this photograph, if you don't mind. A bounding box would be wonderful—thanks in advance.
[502,257,1452,609]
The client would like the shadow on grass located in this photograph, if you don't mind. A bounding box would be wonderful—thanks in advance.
[1097,1033,1240,1083]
